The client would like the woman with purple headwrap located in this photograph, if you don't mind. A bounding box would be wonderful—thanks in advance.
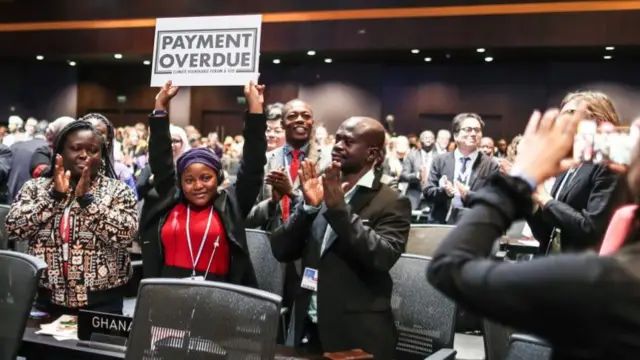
[139,80,266,285]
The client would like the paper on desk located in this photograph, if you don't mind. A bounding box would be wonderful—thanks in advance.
[517,239,540,247]
[36,315,79,341]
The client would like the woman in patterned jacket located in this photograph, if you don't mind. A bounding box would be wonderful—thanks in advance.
[5,120,138,316]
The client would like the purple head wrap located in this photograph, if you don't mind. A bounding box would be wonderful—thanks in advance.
[176,147,222,175]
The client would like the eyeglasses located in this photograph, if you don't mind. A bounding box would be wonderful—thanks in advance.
[460,127,482,134]
[171,139,183,144]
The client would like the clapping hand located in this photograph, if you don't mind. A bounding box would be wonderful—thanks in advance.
[299,160,323,207]
[266,168,293,202]
[454,181,469,199]
[155,80,180,112]
[75,158,93,198]
[53,155,70,194]
[243,76,265,114]
[323,161,350,209]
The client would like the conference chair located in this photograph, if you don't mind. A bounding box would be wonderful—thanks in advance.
[0,250,47,360]
[245,229,288,341]
[390,254,457,360]
[0,204,10,250]
[406,224,455,257]
[504,334,552,360]
[483,320,514,360]
[245,229,285,297]
[126,279,282,360]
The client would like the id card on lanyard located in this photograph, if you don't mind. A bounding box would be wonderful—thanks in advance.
[184,205,220,281]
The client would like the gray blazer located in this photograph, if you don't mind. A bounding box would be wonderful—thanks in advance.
[400,148,436,209]
[245,144,331,230]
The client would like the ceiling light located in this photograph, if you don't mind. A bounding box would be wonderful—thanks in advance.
[324,58,332,63]
[484,57,493,62]
[307,50,316,56]
[68,61,77,66]
[36,55,44,60]
[604,55,612,60]
[411,49,420,54]
[273,59,281,64]
[143,60,151,65]
[477,48,486,53]
[114,54,123,59]
[605,46,615,51]
[424,57,432,62]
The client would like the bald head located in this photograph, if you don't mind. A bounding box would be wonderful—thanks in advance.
[334,116,385,175]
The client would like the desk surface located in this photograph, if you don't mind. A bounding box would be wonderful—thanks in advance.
[22,325,318,360]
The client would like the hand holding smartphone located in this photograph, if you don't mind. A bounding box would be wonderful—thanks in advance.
[574,119,637,166]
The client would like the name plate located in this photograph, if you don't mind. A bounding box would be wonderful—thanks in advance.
[78,310,133,342]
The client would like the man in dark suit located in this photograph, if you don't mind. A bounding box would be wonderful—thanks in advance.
[400,130,436,209]
[270,116,411,359]
[424,113,499,224]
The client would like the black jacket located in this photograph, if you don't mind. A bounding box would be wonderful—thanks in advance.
[140,113,266,287]
[526,163,622,253]
[428,174,640,360]
[271,173,411,359]
[423,151,499,224]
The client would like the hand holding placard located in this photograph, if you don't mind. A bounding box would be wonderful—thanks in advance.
[154,80,180,112]
[243,77,264,114]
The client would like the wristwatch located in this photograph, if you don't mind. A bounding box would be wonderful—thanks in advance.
[150,109,168,117]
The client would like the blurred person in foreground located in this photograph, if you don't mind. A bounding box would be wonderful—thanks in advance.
[428,105,640,360]
[5,120,138,315]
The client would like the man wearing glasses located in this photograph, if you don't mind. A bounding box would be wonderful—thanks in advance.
[424,113,499,224]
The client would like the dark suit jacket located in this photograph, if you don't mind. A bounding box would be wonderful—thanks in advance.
[7,138,46,203]
[527,163,622,253]
[400,148,435,209]
[270,174,411,359]
[424,151,499,224]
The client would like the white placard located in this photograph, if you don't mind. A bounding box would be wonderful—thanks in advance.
[151,15,262,87]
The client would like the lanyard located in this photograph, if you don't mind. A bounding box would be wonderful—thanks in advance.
[554,165,581,200]
[186,205,215,278]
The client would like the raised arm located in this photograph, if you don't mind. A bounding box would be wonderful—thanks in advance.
[148,81,180,198]
[232,81,267,218]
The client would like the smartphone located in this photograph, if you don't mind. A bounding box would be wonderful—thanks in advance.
[574,120,636,165]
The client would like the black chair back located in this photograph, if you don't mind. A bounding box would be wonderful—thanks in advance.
[406,224,455,256]
[245,229,285,297]
[0,250,47,360]
[0,204,10,250]
[390,254,457,360]
[505,334,552,360]
[125,279,282,360]
[483,320,514,360]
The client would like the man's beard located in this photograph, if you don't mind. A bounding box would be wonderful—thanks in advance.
[422,143,435,152]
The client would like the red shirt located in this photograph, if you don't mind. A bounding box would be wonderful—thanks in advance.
[161,203,230,276]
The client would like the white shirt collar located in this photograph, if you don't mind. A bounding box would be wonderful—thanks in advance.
[345,168,376,198]
[454,148,479,164]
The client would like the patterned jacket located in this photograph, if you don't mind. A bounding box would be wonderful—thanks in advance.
[5,175,138,308]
